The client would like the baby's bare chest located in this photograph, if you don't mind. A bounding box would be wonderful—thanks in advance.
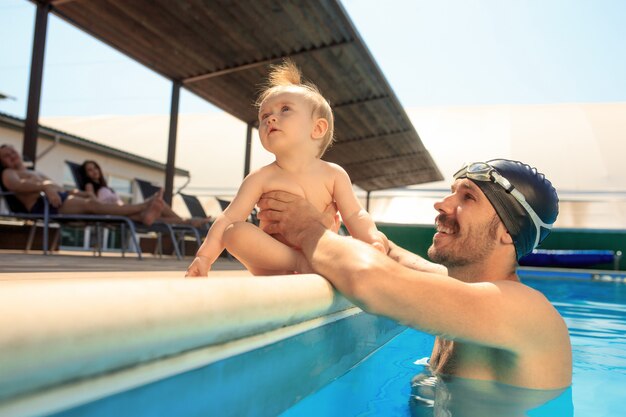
[262,172,333,212]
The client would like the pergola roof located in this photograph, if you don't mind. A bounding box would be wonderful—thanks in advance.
[43,0,442,191]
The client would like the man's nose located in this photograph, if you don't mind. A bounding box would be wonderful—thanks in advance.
[434,193,455,214]
[266,114,277,124]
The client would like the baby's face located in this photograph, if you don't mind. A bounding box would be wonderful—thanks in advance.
[258,89,318,155]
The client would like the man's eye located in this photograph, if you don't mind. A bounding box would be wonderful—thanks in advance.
[281,106,290,112]
[260,113,269,120]
[464,193,475,201]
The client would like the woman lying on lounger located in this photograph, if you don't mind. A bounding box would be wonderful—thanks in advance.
[79,159,212,227]
[0,144,163,225]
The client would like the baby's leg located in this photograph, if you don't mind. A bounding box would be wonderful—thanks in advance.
[222,221,311,275]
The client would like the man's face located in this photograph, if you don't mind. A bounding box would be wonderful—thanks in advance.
[427,178,502,268]
[0,145,22,170]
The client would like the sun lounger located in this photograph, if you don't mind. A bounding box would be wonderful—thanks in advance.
[0,187,144,258]
[519,249,623,270]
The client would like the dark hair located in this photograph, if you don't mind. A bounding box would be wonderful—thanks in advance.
[79,160,108,193]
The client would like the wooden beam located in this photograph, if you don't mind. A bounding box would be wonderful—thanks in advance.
[50,0,81,6]
[352,167,432,183]
[332,94,389,109]
[164,81,181,205]
[23,3,50,168]
[183,40,353,84]
[341,151,424,170]
[331,129,412,146]
[244,123,253,179]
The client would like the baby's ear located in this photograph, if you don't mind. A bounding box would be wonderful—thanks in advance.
[311,118,329,139]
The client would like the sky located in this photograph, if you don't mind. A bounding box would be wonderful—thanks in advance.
[0,0,625,213]
[1,0,625,118]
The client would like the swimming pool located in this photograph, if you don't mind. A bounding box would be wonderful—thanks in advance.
[281,274,626,417]
[1,273,623,416]
[0,275,403,417]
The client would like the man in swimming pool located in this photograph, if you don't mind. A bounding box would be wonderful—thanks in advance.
[257,159,572,390]
[0,144,163,225]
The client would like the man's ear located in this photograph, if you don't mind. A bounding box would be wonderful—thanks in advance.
[311,118,329,140]
[500,226,514,245]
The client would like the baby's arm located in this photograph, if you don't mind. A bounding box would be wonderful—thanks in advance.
[186,172,264,277]
[331,165,389,254]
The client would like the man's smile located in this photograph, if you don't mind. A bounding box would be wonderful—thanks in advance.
[434,215,459,238]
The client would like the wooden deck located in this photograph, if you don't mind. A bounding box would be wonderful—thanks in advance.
[0,250,247,278]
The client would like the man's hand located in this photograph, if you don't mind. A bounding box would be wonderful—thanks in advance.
[185,256,212,278]
[42,183,62,208]
[257,191,333,248]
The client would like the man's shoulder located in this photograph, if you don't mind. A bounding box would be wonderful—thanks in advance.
[4,167,36,178]
[494,279,552,307]
[494,279,568,342]
[1,167,20,185]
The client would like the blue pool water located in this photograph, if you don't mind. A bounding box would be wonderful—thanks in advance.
[281,277,626,417]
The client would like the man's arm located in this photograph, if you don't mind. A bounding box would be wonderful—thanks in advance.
[258,191,561,352]
[2,169,57,193]
[387,241,447,275]
[2,169,64,207]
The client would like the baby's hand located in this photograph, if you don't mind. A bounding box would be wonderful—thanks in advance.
[185,256,212,278]
[371,232,390,255]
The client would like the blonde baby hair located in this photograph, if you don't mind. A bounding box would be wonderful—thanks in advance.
[256,59,334,157]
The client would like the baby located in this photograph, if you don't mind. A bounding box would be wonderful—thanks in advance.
[186,60,388,276]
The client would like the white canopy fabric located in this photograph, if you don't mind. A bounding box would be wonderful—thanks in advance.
[409,102,626,194]
[41,102,626,228]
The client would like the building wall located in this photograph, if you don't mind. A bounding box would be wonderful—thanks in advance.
[0,124,176,203]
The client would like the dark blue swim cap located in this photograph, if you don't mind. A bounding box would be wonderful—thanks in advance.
[458,159,559,260]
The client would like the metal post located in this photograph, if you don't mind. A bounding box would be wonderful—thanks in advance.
[164,81,180,205]
[366,191,371,212]
[244,123,253,178]
[23,3,50,168]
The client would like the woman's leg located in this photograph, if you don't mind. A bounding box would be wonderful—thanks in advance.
[156,202,212,226]
[58,196,163,225]
[222,221,312,275]
[161,203,183,223]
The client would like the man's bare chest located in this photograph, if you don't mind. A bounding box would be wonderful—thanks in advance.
[430,338,512,379]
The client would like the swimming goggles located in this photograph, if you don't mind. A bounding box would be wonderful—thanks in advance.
[453,162,553,249]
